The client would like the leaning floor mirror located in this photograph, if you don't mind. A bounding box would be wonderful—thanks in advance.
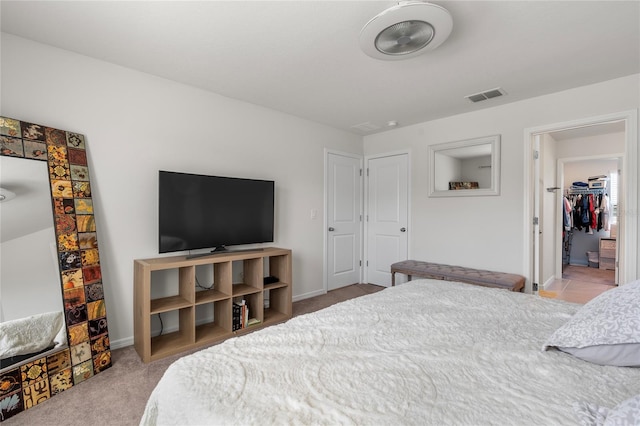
[428,134,501,197]
[0,116,111,422]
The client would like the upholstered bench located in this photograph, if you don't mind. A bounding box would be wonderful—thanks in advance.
[390,260,525,292]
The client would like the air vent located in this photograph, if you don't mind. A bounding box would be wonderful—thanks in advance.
[351,122,381,132]
[465,87,506,103]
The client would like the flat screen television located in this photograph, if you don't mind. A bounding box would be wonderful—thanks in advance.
[158,171,274,254]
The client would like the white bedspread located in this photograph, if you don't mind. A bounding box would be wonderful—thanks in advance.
[140,279,640,425]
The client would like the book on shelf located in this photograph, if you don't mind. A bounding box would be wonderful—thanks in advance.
[247,318,261,326]
[233,299,249,330]
[232,301,242,331]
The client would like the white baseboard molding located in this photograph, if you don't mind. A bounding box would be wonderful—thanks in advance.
[293,288,326,302]
[110,336,133,350]
[542,275,557,289]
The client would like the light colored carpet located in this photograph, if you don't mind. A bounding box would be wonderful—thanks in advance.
[4,283,383,426]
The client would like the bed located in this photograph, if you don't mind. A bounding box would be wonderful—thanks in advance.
[140,278,640,425]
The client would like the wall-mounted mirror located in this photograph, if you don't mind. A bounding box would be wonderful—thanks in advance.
[428,135,501,197]
[0,116,111,422]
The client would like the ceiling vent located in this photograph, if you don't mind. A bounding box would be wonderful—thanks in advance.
[360,1,453,61]
[465,88,506,103]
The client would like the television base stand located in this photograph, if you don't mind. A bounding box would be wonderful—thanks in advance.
[186,246,264,259]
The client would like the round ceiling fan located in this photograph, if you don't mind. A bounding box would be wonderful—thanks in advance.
[360,1,453,60]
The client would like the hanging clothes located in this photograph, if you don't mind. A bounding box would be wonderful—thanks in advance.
[573,194,583,231]
[589,193,597,230]
[563,196,572,231]
[600,193,610,231]
[581,195,591,233]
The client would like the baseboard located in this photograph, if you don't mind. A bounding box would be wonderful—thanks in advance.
[293,288,326,302]
[542,275,556,289]
[110,336,133,350]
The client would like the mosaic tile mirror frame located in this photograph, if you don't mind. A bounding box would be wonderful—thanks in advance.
[0,116,111,422]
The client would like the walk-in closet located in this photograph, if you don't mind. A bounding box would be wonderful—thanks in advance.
[561,159,617,287]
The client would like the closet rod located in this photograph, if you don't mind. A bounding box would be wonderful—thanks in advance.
[565,188,605,195]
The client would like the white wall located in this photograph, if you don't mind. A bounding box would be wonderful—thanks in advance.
[0,34,363,347]
[434,153,460,191]
[364,74,639,284]
[461,155,491,188]
[556,132,625,159]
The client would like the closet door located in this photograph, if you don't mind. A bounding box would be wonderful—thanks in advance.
[366,153,409,287]
[326,152,362,291]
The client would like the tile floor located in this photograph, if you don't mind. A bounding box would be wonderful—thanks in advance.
[541,264,616,304]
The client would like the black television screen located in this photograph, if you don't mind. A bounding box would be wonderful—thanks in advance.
[159,171,274,254]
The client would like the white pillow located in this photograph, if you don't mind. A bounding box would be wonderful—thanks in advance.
[573,394,640,426]
[543,280,640,367]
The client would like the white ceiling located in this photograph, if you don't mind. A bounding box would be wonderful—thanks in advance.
[1,1,639,135]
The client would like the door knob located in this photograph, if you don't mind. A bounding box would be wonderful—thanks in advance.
[328,227,335,231]
[400,227,406,232]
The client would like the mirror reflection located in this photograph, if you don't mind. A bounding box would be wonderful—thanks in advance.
[0,156,67,371]
[429,135,501,197]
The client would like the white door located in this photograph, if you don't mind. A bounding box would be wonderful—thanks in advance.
[366,153,409,287]
[327,152,362,291]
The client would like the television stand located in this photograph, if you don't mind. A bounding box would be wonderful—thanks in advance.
[133,247,292,362]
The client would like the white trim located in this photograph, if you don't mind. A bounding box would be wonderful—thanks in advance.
[524,110,638,292]
[542,275,556,290]
[363,149,412,285]
[323,149,364,294]
[293,289,326,302]
[110,336,134,350]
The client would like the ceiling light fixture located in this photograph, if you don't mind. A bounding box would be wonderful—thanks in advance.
[360,1,453,60]
[0,187,16,203]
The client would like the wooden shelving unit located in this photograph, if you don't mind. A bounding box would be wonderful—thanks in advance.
[134,247,292,362]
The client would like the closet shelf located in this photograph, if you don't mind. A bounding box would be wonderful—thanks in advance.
[566,188,606,195]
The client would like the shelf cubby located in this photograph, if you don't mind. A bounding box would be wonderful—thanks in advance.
[149,306,195,360]
[195,299,231,344]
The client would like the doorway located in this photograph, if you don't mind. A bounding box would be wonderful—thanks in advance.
[525,110,637,302]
